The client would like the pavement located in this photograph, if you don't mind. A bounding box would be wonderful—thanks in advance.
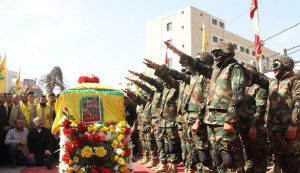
[0,165,25,173]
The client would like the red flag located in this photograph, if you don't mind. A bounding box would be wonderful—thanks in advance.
[250,0,262,62]
[164,50,168,66]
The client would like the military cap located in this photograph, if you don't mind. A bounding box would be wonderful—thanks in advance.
[273,55,294,71]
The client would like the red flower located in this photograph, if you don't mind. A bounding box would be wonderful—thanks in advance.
[62,154,69,164]
[63,128,69,135]
[125,127,131,136]
[125,148,131,156]
[62,119,71,129]
[90,170,98,173]
[92,133,101,143]
[72,139,82,148]
[102,168,111,173]
[65,145,73,154]
[68,128,78,138]
[64,107,68,111]
[82,134,89,142]
[78,75,100,84]
[91,164,97,169]
[77,122,86,134]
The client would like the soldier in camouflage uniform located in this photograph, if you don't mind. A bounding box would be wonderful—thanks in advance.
[251,55,300,173]
[144,58,192,172]
[165,41,246,173]
[239,64,268,173]
[125,78,159,167]
[123,89,149,164]
[128,70,168,172]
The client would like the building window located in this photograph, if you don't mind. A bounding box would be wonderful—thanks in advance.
[245,48,249,54]
[168,58,173,68]
[167,39,172,45]
[167,22,172,31]
[233,44,237,50]
[262,55,265,60]
[220,38,224,41]
[200,13,203,16]
[182,44,185,48]
[212,19,217,25]
[219,22,224,28]
[240,46,244,52]
[213,36,218,43]
[182,11,184,14]
[252,51,255,56]
[182,26,184,29]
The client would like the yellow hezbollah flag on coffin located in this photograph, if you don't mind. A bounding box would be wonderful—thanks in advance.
[52,82,125,134]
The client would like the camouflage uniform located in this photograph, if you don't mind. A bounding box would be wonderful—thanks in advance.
[154,69,180,165]
[253,55,300,173]
[139,74,166,164]
[179,42,246,172]
[239,83,268,173]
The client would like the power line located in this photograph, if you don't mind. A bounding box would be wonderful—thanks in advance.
[288,48,300,56]
[267,44,300,58]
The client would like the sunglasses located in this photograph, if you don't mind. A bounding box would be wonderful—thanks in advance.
[272,62,281,70]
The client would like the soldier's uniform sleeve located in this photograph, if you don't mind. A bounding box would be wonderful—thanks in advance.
[136,95,147,106]
[140,74,164,92]
[226,66,246,123]
[291,79,300,125]
[134,81,155,96]
[251,87,267,127]
[154,69,179,90]
[162,65,190,84]
[179,54,213,79]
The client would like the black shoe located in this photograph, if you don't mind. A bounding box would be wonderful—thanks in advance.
[44,159,51,169]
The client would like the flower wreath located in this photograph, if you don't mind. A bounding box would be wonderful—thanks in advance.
[59,108,132,173]
[78,75,100,84]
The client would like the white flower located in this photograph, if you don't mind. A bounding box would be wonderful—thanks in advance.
[73,164,80,171]
[106,131,112,141]
[116,127,120,132]
[114,164,119,171]
[115,148,123,155]
[127,143,134,150]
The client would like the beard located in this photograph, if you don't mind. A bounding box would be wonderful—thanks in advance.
[88,107,100,115]
[40,103,46,107]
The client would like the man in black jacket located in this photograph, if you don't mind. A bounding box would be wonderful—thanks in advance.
[0,93,9,166]
[28,117,53,169]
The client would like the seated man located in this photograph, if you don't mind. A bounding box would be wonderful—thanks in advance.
[5,119,35,168]
[28,117,53,169]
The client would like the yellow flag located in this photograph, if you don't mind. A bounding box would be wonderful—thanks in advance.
[0,55,6,92]
[201,23,209,52]
[16,69,21,94]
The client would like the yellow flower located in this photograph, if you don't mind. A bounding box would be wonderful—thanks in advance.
[119,128,125,133]
[110,128,116,134]
[73,156,79,163]
[87,127,92,133]
[114,155,119,161]
[69,159,74,165]
[68,167,74,173]
[117,121,125,127]
[121,150,126,156]
[81,146,94,158]
[111,140,118,148]
[76,171,85,173]
[118,135,124,141]
[100,126,108,132]
[115,172,120,173]
[118,158,123,164]
[121,160,127,166]
[94,146,107,157]
[119,143,125,149]
[120,166,128,172]
[92,125,98,132]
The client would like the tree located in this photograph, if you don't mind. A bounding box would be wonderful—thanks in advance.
[39,66,65,94]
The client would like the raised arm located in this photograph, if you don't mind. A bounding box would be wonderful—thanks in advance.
[125,77,155,96]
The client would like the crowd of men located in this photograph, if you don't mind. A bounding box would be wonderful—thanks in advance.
[0,92,58,169]
[123,41,300,173]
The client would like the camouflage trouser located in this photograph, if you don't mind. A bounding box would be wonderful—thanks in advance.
[207,124,244,173]
[143,130,158,159]
[154,127,167,163]
[139,130,149,156]
[190,117,214,172]
[184,112,197,169]
[176,114,188,165]
[240,125,268,173]
[162,126,179,163]
[271,127,300,173]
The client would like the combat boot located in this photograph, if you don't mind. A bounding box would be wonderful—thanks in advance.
[152,163,161,171]
[145,158,159,168]
[139,155,150,164]
[266,162,281,173]
[137,155,146,164]
[155,163,169,173]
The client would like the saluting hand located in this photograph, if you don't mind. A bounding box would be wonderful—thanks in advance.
[128,70,142,77]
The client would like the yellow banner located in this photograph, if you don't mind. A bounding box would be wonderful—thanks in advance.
[0,56,6,93]
[52,83,125,134]
[16,70,21,94]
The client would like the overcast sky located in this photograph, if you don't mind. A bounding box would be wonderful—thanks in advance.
[0,0,299,91]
